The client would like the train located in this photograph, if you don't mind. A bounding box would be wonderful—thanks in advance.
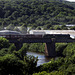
[43,34,71,39]
[0,34,71,39]
[0,30,72,39]
[0,34,43,39]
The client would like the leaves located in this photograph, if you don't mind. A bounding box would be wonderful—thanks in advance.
[0,0,75,28]
[0,37,9,49]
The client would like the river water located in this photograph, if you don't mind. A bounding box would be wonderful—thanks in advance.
[27,51,52,66]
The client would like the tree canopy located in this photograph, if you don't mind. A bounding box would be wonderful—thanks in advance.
[0,0,75,29]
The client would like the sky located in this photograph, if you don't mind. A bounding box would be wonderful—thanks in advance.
[66,0,75,2]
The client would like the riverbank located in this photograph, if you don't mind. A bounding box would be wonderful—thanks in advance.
[27,51,50,66]
[24,43,67,57]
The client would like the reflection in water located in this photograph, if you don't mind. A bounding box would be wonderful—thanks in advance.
[27,51,51,66]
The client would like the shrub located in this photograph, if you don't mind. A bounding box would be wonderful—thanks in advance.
[0,37,10,49]
[63,43,75,57]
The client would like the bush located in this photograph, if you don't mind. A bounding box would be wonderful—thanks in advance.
[0,48,9,56]
[0,37,10,49]
[37,57,64,72]
[13,44,27,60]
[29,43,45,53]
[63,43,75,57]
[56,43,67,56]
[0,54,38,75]
[64,64,75,75]
[33,71,64,75]
[0,54,25,75]
[33,71,49,75]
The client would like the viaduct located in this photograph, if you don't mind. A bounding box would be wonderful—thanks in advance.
[1,34,75,57]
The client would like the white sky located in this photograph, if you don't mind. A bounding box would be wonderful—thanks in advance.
[66,0,75,2]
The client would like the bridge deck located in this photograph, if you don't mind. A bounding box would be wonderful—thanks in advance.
[0,34,75,43]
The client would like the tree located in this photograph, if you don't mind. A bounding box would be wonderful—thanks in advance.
[14,26,20,32]
[63,43,75,57]
[56,43,67,56]
[8,44,16,54]
[0,37,10,50]
[20,24,27,34]
[6,24,14,30]
[0,54,25,75]
[60,25,68,30]
[13,43,27,60]
[70,26,75,30]
[54,25,61,30]
[0,48,9,56]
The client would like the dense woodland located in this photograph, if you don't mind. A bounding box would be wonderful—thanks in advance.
[0,0,75,75]
[0,0,75,30]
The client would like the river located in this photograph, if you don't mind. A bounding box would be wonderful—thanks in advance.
[27,51,52,66]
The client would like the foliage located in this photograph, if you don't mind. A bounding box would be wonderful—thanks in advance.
[0,37,38,75]
[0,37,75,75]
[33,71,49,75]
[0,37,10,49]
[33,71,64,75]
[29,43,45,53]
[23,43,45,53]
[37,57,65,72]
[70,26,75,30]
[0,0,75,73]
[0,54,25,75]
[24,56,38,75]
[63,43,75,57]
[6,24,14,30]
[0,48,9,56]
[35,42,75,75]
[0,0,75,30]
[13,44,27,60]
[0,38,75,75]
[64,64,75,75]
[8,43,16,53]
[56,43,67,56]
[24,43,67,55]
[0,53,38,75]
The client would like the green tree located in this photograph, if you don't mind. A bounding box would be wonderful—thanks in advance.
[63,43,75,57]
[33,71,64,75]
[13,44,27,60]
[60,25,68,30]
[20,24,27,34]
[70,26,75,30]
[56,43,67,56]
[0,54,25,75]
[6,24,14,30]
[8,44,16,54]
[0,37,9,50]
[54,25,61,30]
[0,48,8,56]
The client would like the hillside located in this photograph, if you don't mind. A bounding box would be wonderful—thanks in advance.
[47,0,75,8]
[64,2,75,9]
[0,0,75,29]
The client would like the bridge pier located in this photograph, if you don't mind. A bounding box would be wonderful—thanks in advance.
[15,42,23,50]
[45,42,56,57]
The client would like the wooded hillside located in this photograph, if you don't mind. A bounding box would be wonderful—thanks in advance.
[0,0,75,29]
